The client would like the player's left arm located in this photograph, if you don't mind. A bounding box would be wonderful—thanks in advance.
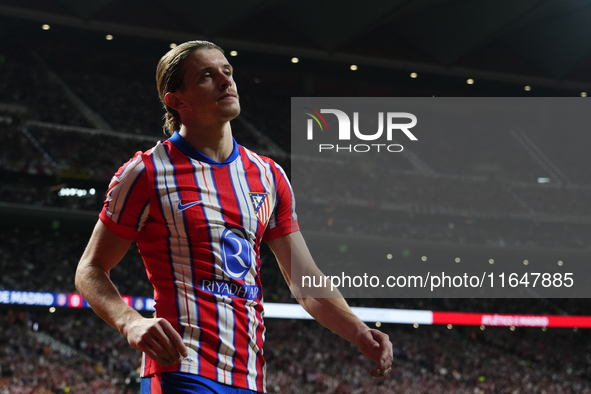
[267,231,393,377]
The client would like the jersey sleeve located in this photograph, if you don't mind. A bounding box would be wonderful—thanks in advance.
[264,162,299,242]
[99,152,151,240]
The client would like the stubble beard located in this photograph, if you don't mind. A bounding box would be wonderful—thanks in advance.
[222,102,241,122]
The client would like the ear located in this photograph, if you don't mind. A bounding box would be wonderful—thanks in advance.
[164,92,186,111]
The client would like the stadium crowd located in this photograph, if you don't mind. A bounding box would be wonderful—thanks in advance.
[2,307,591,394]
[3,36,591,227]
[0,310,129,394]
[0,227,151,297]
[3,30,591,394]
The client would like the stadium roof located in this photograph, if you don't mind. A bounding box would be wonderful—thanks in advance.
[1,0,591,90]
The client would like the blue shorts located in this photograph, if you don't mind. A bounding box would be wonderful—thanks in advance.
[141,372,262,394]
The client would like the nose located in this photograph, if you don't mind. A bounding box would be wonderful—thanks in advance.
[219,72,233,90]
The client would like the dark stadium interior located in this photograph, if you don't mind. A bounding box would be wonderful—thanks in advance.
[2,1,591,393]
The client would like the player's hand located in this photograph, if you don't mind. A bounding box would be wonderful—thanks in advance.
[354,328,393,377]
[123,317,189,366]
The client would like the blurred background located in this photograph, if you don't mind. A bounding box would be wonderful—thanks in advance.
[1,1,591,393]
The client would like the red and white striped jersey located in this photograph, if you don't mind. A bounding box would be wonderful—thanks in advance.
[99,132,298,393]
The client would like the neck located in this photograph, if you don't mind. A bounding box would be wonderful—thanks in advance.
[179,122,234,163]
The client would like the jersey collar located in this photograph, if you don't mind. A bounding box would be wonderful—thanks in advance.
[169,131,240,167]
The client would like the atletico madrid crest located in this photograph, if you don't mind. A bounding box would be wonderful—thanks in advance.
[249,192,271,226]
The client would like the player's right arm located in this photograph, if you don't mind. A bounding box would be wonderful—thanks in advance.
[75,220,188,366]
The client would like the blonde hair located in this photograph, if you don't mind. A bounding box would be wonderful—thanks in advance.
[156,40,223,135]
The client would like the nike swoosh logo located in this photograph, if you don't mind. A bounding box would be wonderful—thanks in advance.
[178,200,203,211]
